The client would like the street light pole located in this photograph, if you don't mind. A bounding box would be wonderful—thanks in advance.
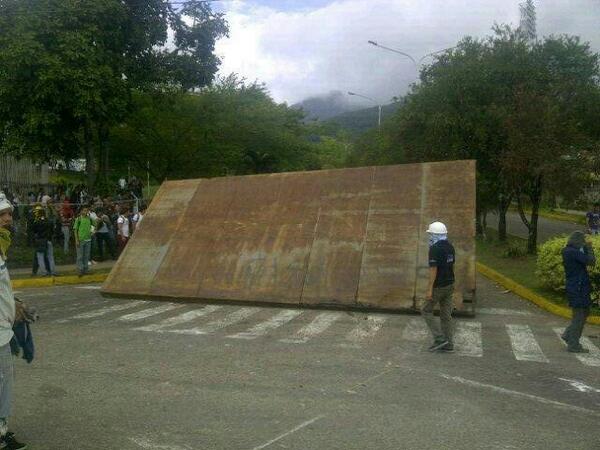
[347,91,381,128]
[368,40,456,69]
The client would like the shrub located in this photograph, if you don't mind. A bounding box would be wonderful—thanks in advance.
[502,242,528,259]
[536,235,600,293]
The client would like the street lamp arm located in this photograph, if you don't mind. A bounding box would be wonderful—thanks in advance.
[367,40,417,65]
[417,46,457,64]
[347,91,378,105]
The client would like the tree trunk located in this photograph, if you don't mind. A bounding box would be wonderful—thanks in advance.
[497,193,512,242]
[482,212,488,238]
[97,123,110,186]
[527,176,543,254]
[84,122,96,191]
[515,176,543,255]
[476,208,484,237]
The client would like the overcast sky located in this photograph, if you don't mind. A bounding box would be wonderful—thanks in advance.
[213,0,600,106]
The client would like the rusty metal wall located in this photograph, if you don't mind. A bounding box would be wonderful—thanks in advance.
[102,160,476,312]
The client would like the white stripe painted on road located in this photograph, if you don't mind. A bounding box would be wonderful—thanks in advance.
[506,324,548,363]
[401,318,429,342]
[118,303,183,322]
[558,378,600,394]
[56,301,144,322]
[134,305,222,332]
[172,307,259,336]
[75,286,102,290]
[129,437,189,450]
[440,374,600,417]
[228,309,303,340]
[454,321,483,357]
[479,307,533,316]
[554,328,600,367]
[252,415,325,450]
[343,315,387,348]
[280,312,342,344]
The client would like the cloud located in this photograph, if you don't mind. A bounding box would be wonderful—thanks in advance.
[215,0,600,105]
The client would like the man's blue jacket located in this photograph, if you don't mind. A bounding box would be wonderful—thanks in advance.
[562,244,596,308]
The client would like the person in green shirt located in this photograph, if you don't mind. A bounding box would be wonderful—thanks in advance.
[73,206,93,276]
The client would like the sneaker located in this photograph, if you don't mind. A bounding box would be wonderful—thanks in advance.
[439,343,455,353]
[3,432,27,449]
[560,333,568,344]
[567,346,590,354]
[428,340,449,352]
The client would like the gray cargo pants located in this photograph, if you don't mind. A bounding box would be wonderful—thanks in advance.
[563,307,590,350]
[0,343,14,436]
[421,284,454,344]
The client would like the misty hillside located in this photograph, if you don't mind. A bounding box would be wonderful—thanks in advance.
[292,90,363,121]
[325,102,401,135]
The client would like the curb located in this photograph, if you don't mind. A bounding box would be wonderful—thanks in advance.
[12,272,109,289]
[476,262,600,326]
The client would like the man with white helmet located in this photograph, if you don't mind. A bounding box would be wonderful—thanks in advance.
[0,194,26,449]
[421,221,456,353]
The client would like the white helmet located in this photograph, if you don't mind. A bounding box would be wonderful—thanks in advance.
[426,221,448,234]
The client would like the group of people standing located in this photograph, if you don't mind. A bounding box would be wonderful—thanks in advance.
[23,196,145,277]
[423,220,596,355]
[70,202,145,276]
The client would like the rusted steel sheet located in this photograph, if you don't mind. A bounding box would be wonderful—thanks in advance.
[102,160,476,313]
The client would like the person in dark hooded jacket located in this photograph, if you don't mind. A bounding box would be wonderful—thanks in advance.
[561,231,595,353]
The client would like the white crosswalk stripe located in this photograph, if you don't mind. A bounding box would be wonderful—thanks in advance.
[280,312,343,344]
[172,307,259,336]
[118,303,184,322]
[553,328,600,367]
[51,299,600,368]
[228,309,303,340]
[506,324,549,363]
[401,318,430,343]
[454,321,483,357]
[479,308,533,317]
[56,301,144,322]
[343,315,387,348]
[134,305,222,332]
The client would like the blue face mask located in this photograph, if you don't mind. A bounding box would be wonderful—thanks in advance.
[428,233,447,247]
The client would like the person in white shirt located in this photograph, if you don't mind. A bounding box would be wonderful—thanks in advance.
[131,206,145,234]
[0,194,27,449]
[117,207,130,254]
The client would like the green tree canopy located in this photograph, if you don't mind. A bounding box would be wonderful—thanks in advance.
[0,0,228,186]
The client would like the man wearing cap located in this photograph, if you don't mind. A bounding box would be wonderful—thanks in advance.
[561,231,595,353]
[422,221,456,353]
[0,194,27,449]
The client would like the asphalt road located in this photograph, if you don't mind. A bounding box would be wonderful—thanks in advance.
[488,211,584,243]
[8,278,600,450]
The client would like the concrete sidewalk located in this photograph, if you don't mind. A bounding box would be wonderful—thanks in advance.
[9,260,115,279]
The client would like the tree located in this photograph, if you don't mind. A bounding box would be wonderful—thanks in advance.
[109,76,321,181]
[0,0,228,188]
[367,25,600,252]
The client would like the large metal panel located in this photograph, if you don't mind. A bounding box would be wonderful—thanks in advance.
[102,160,476,313]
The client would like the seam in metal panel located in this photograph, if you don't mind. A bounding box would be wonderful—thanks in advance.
[412,164,429,309]
[354,166,376,306]
[299,204,323,305]
[147,180,203,294]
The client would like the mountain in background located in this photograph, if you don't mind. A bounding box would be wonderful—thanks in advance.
[325,102,401,136]
[292,90,364,121]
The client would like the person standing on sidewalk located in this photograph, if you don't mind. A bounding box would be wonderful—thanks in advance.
[0,194,27,449]
[586,203,600,235]
[421,221,456,353]
[116,207,130,254]
[60,197,74,254]
[73,206,93,277]
[561,231,595,353]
